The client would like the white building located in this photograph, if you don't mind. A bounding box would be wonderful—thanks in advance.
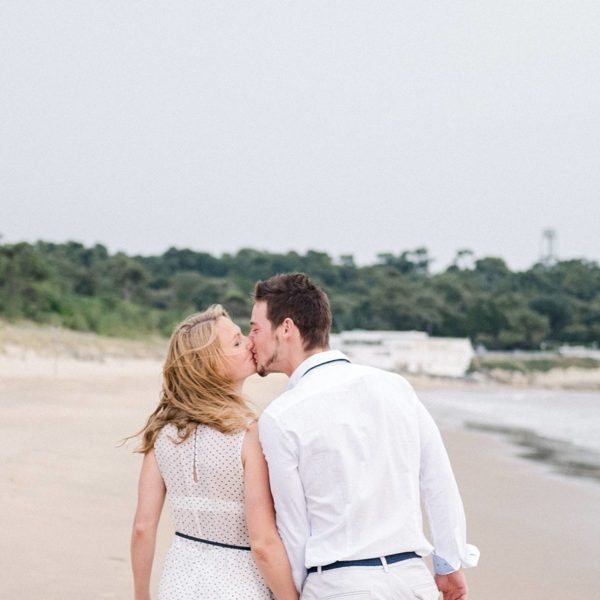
[330,330,474,378]
[558,345,600,360]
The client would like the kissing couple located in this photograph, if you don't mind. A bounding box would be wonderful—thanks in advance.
[131,272,478,600]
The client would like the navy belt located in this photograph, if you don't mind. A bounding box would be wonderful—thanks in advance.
[307,551,419,574]
[175,531,251,551]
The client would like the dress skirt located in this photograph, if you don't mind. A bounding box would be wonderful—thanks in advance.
[158,534,273,600]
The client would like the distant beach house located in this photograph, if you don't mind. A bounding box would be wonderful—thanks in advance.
[558,345,600,360]
[330,330,474,378]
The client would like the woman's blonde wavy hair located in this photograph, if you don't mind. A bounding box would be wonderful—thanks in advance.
[134,305,255,454]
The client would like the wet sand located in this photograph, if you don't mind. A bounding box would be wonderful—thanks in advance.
[0,355,599,599]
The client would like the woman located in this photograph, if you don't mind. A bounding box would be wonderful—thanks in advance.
[130,305,298,600]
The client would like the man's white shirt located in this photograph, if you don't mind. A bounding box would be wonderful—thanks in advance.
[259,350,479,592]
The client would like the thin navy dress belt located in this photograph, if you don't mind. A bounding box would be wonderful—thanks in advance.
[307,551,420,574]
[175,531,251,551]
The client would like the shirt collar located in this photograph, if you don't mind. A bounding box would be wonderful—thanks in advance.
[287,349,350,389]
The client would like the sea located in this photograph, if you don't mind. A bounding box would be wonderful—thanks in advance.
[419,388,600,484]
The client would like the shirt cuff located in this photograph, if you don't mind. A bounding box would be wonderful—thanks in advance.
[432,555,456,575]
[433,544,480,575]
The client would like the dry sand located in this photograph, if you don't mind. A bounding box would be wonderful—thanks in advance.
[1,353,599,599]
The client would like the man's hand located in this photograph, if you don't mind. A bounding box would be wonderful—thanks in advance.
[435,569,468,600]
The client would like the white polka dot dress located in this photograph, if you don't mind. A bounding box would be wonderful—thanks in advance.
[154,423,273,599]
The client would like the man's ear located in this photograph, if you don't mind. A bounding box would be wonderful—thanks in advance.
[281,317,295,337]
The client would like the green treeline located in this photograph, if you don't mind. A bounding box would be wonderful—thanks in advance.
[1,241,600,350]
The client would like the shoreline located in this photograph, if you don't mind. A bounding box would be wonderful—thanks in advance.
[464,421,600,484]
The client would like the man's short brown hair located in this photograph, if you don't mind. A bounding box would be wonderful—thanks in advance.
[253,272,332,351]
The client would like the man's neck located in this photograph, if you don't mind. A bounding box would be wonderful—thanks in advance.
[286,346,329,377]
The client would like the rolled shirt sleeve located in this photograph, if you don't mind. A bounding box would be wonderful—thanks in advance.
[416,396,480,573]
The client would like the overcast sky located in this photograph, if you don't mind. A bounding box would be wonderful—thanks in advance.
[1,2,599,271]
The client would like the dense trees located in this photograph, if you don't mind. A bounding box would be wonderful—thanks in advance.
[1,241,599,349]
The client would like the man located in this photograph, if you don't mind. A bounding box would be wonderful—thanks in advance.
[249,273,479,600]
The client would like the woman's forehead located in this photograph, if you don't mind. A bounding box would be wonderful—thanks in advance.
[217,316,240,337]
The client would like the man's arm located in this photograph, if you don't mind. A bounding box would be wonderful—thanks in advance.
[415,394,479,592]
[259,412,311,593]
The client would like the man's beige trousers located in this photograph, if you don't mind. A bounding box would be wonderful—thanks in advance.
[301,558,440,600]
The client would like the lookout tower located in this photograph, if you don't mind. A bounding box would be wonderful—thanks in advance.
[540,228,558,266]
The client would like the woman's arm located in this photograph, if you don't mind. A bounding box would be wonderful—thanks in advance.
[131,449,166,600]
[242,423,299,600]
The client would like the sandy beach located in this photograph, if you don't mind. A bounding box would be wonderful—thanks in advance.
[1,350,599,599]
